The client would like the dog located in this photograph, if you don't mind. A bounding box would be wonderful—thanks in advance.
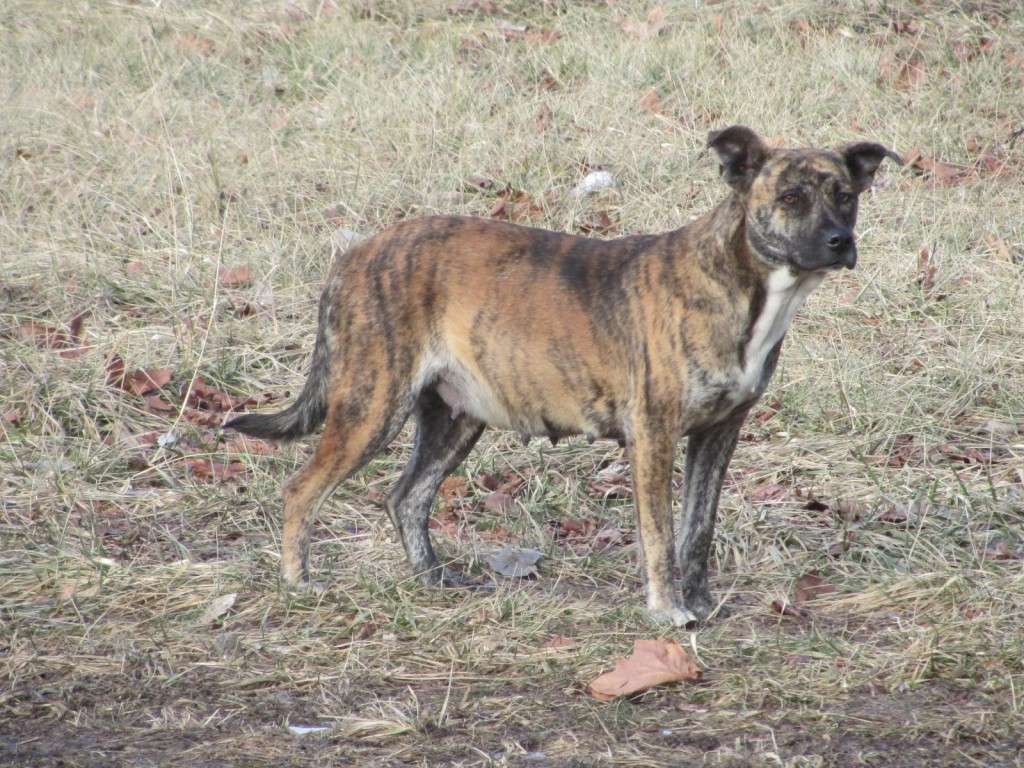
[225,126,900,625]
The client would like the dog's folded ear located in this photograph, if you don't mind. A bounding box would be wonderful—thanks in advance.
[707,126,770,190]
[839,142,904,193]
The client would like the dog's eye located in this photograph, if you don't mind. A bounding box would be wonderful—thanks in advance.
[781,193,799,205]
[837,191,853,204]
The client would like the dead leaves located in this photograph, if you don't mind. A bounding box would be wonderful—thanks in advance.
[431,470,527,542]
[216,265,253,288]
[106,356,172,396]
[902,147,964,187]
[619,7,669,40]
[870,431,1014,470]
[915,246,940,295]
[770,573,836,621]
[590,638,701,701]
[12,311,90,358]
[100,359,284,487]
[901,133,1024,188]
[588,460,632,500]
[489,186,545,223]
[496,22,561,44]
[793,572,835,606]
[879,49,927,91]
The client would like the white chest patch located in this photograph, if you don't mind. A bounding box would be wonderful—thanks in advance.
[732,268,826,402]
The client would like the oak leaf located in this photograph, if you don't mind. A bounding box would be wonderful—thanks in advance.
[590,638,701,701]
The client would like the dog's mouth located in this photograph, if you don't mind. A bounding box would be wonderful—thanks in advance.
[831,246,858,270]
[748,225,858,273]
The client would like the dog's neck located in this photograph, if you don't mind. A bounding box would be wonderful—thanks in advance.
[685,193,827,402]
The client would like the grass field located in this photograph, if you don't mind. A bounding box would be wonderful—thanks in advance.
[2,1,1023,765]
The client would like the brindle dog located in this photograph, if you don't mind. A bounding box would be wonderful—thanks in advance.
[226,126,900,625]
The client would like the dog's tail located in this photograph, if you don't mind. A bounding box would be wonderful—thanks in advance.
[223,290,332,441]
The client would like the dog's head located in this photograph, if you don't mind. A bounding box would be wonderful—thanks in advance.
[708,126,902,272]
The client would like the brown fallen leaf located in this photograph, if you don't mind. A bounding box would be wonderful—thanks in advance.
[217,265,253,287]
[770,599,808,620]
[16,311,91,357]
[981,539,1020,561]
[576,210,620,238]
[750,483,790,503]
[828,531,856,557]
[950,35,993,63]
[483,491,516,512]
[184,377,281,413]
[2,408,24,429]
[835,498,863,522]
[489,186,544,222]
[224,434,277,455]
[916,246,939,293]
[588,478,633,500]
[185,458,247,483]
[878,505,909,525]
[439,475,470,502]
[880,50,927,91]
[143,394,175,413]
[107,357,173,396]
[550,517,599,541]
[590,638,701,701]
[620,7,668,39]
[903,147,963,186]
[475,471,526,496]
[637,87,662,115]
[793,573,834,606]
[498,22,560,43]
[16,321,68,348]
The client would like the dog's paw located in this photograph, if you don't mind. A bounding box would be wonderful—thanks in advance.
[281,576,327,596]
[646,605,699,627]
[439,566,474,588]
[680,585,719,621]
[646,596,700,627]
[417,564,478,589]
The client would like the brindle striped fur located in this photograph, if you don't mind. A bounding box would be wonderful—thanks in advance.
[226,126,900,625]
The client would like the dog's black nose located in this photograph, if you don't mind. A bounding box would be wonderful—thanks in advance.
[824,227,856,269]
[825,228,853,251]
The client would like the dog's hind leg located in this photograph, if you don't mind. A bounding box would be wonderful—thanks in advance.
[279,389,413,590]
[385,387,485,586]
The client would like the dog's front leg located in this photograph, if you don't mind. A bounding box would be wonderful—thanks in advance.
[630,420,694,626]
[676,412,746,620]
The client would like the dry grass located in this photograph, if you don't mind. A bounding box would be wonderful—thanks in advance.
[2,1,1023,766]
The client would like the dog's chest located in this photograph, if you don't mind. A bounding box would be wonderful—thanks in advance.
[702,268,825,415]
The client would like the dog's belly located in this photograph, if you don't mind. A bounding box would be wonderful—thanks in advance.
[433,367,513,427]
[417,350,621,441]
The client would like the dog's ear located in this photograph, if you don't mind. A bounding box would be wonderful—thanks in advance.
[839,142,904,193]
[707,126,770,190]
